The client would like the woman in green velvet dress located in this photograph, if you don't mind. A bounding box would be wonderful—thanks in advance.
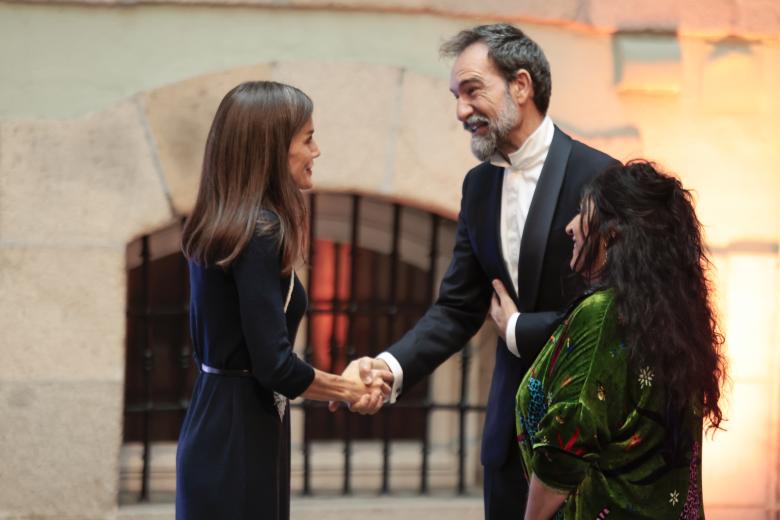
[509,161,726,519]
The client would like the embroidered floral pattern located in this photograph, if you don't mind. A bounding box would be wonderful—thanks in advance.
[273,392,287,420]
[515,291,704,520]
[638,366,654,389]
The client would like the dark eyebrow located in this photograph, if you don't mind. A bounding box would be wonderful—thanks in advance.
[450,77,484,97]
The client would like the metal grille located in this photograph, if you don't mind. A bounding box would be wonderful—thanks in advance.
[122,193,487,502]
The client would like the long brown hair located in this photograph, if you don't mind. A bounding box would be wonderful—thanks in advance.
[182,81,311,273]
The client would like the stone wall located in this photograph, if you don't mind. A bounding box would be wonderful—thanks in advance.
[0,102,173,518]
[11,0,780,37]
[1,3,779,519]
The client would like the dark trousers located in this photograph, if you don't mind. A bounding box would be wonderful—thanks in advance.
[483,440,528,520]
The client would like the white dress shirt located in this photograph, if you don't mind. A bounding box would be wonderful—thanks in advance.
[379,116,555,402]
[493,115,554,357]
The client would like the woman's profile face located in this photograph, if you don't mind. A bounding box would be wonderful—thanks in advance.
[565,199,593,273]
[287,117,320,190]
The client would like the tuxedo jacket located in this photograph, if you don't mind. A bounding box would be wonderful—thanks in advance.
[387,126,619,468]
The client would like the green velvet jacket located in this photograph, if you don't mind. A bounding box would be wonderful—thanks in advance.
[515,290,705,519]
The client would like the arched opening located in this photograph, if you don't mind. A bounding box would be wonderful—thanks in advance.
[120,192,492,502]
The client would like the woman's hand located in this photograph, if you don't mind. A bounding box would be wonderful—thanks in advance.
[301,360,390,412]
[340,358,392,415]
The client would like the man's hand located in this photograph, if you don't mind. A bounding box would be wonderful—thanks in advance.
[329,357,394,414]
[489,279,518,340]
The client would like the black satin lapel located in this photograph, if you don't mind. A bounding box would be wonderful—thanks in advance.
[516,127,572,311]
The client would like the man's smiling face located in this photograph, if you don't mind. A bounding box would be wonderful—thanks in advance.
[449,42,520,161]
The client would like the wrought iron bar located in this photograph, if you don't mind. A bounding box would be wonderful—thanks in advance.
[342,195,361,495]
[139,235,152,502]
[329,242,342,375]
[420,213,440,494]
[381,203,402,494]
[457,344,472,495]
[302,193,317,496]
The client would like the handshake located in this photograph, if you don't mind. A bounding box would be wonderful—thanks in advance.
[328,357,396,415]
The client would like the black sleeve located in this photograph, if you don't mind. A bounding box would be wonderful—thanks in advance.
[232,231,314,399]
[514,310,565,360]
[387,172,492,391]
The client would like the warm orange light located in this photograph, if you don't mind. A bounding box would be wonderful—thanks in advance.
[702,250,779,516]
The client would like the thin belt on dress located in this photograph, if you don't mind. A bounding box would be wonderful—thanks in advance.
[199,362,252,377]
[193,351,252,377]
[199,358,287,419]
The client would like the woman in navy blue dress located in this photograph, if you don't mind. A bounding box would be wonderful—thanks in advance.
[176,81,389,520]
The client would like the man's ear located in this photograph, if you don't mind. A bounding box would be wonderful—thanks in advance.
[510,69,533,105]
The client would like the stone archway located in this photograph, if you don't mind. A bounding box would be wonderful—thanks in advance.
[141,61,476,218]
[119,61,508,501]
[0,59,480,518]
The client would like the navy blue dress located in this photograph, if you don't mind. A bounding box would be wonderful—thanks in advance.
[176,224,314,520]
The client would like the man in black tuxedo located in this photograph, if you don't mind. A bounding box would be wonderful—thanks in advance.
[346,24,618,518]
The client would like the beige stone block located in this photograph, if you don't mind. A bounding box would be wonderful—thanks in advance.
[272,62,404,197]
[7,0,777,41]
[393,73,476,216]
[613,33,682,94]
[0,380,123,519]
[542,29,630,131]
[0,247,126,382]
[618,92,780,246]
[496,0,583,21]
[564,125,644,164]
[703,510,767,520]
[287,0,582,20]
[0,100,172,246]
[679,0,735,34]
[142,64,273,215]
[719,253,778,381]
[702,382,772,507]
[699,38,762,114]
[734,0,780,36]
[763,43,780,115]
[447,0,584,20]
[589,0,680,30]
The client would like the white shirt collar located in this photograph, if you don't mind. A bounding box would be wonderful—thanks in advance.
[489,115,554,175]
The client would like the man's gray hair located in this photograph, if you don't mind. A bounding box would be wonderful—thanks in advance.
[441,24,552,115]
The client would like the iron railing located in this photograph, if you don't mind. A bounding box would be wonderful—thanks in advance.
[123,193,487,502]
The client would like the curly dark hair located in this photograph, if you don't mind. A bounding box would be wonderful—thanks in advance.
[576,160,726,431]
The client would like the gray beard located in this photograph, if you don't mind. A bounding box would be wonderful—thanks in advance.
[469,93,520,161]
